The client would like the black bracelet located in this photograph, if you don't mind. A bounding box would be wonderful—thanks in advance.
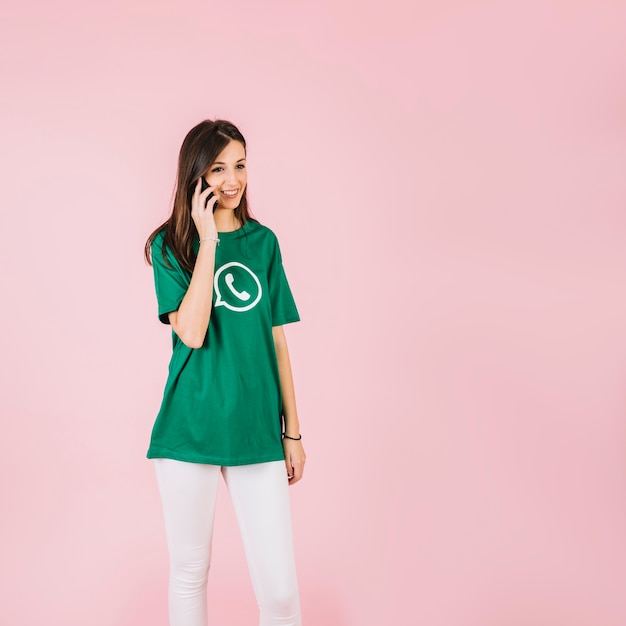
[282,433,302,441]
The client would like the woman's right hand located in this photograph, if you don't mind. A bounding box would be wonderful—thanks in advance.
[191,177,219,240]
[170,177,219,348]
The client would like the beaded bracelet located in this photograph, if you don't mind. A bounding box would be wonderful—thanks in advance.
[282,433,302,441]
[200,236,220,245]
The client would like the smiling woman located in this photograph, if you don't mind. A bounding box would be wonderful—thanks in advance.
[143,119,306,626]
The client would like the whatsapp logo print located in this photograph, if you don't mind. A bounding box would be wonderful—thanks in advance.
[214,262,262,312]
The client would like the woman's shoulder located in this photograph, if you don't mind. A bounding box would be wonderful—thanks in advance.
[150,228,185,272]
[151,227,167,247]
[150,228,169,261]
[246,219,280,243]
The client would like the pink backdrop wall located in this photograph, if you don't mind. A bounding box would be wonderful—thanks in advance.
[2,1,626,624]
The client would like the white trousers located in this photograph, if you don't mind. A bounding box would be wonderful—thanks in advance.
[153,458,302,626]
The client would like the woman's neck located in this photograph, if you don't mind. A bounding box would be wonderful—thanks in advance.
[213,209,242,232]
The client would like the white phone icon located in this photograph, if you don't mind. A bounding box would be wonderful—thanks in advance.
[225,273,251,301]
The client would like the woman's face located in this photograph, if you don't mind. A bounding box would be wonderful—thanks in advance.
[205,139,247,211]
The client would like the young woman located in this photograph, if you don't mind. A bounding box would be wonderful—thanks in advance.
[144,119,306,626]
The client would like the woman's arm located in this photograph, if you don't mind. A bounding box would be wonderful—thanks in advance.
[168,240,217,348]
[168,178,219,349]
[273,325,306,484]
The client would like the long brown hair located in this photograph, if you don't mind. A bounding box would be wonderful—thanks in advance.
[144,119,256,272]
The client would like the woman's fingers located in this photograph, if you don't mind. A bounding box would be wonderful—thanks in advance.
[190,177,218,239]
[200,178,217,209]
[192,177,217,213]
[283,440,306,485]
[190,177,202,217]
[289,459,304,484]
[204,191,218,211]
[193,177,203,209]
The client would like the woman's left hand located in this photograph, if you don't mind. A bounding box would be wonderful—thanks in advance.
[283,438,306,485]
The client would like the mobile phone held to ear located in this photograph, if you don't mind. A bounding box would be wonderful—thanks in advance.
[200,176,217,210]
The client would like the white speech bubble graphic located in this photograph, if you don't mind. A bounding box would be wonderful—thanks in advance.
[214,262,262,312]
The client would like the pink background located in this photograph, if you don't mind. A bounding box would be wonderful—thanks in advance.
[2,1,626,624]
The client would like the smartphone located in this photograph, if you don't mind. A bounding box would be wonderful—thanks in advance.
[200,176,217,210]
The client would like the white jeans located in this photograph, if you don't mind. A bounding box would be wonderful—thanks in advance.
[153,458,302,626]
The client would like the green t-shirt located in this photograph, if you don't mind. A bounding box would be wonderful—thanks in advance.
[146,219,300,466]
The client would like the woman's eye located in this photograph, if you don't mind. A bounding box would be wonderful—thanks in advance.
[211,164,244,173]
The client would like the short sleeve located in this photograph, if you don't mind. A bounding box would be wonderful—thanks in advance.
[151,234,191,325]
[268,235,300,326]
